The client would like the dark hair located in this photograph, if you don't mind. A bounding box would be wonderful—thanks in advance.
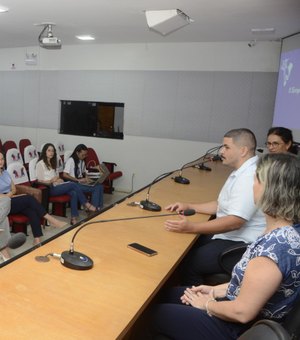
[224,128,257,153]
[39,143,57,170]
[70,144,88,178]
[267,127,297,154]
[256,153,300,224]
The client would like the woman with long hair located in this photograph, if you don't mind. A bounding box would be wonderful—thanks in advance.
[63,144,103,210]
[36,143,98,225]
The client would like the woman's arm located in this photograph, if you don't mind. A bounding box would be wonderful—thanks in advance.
[183,257,282,324]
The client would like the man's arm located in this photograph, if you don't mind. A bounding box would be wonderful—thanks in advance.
[164,214,246,234]
[165,201,218,215]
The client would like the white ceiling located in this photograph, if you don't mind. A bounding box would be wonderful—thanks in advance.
[0,0,299,49]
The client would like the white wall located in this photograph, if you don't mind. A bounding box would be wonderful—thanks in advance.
[0,41,281,193]
[0,41,280,71]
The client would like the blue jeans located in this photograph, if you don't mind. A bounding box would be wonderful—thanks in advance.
[49,182,87,218]
[77,183,104,209]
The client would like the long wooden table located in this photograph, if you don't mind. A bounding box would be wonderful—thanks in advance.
[0,162,231,339]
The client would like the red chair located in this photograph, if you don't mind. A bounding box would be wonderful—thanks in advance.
[3,140,17,153]
[23,145,38,169]
[5,148,23,167]
[19,138,31,162]
[85,147,123,194]
[29,158,70,217]
[7,162,44,234]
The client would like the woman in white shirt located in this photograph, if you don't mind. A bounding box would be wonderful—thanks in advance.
[63,144,103,210]
[36,143,98,225]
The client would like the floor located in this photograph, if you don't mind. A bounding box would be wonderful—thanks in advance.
[4,192,128,261]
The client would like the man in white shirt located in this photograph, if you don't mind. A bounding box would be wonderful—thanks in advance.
[165,128,265,285]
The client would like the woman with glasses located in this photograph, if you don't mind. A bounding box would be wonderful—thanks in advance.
[266,127,298,154]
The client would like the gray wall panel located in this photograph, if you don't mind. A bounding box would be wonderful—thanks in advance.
[0,70,276,145]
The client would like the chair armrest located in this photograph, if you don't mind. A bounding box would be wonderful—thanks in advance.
[16,185,42,204]
[218,243,248,274]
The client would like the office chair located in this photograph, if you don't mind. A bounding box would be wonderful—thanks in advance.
[2,140,17,153]
[238,320,291,340]
[5,148,23,167]
[19,138,31,160]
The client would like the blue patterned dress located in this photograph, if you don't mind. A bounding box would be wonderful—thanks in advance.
[227,224,300,321]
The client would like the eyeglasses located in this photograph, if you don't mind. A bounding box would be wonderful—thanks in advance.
[265,141,284,148]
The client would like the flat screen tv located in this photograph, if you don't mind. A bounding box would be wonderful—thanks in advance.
[60,100,124,139]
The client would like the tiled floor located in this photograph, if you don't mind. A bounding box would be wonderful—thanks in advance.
[3,192,127,262]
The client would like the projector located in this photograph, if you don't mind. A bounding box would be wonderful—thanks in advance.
[40,37,62,49]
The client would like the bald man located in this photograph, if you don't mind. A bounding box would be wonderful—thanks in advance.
[165,128,265,285]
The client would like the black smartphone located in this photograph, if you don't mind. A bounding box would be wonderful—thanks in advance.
[127,243,158,257]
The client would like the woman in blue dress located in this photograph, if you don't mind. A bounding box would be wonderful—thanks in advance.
[151,153,300,340]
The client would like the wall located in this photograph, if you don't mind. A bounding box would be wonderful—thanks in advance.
[0,41,281,192]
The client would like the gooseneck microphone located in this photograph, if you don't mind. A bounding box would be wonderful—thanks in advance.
[140,171,173,212]
[173,145,222,184]
[60,209,196,270]
[0,232,27,252]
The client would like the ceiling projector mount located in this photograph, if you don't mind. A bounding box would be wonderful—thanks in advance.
[37,22,62,49]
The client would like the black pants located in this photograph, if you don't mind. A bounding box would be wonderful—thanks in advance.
[10,195,46,237]
[180,234,246,286]
[150,287,250,340]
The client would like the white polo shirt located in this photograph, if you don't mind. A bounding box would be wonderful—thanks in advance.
[64,158,86,178]
[213,155,265,243]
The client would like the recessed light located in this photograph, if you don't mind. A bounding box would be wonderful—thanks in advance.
[0,6,9,13]
[76,35,95,41]
[251,28,275,34]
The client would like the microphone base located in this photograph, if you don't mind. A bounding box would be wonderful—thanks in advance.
[60,251,93,270]
[174,176,190,184]
[140,200,161,212]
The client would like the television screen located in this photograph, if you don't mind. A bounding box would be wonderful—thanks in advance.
[60,100,124,139]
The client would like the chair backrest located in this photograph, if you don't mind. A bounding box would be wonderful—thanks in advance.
[28,158,38,182]
[283,295,300,339]
[5,148,23,166]
[23,145,38,164]
[3,140,17,153]
[63,150,73,164]
[57,155,64,173]
[7,162,30,185]
[55,142,65,158]
[238,320,291,340]
[86,147,100,168]
[19,138,31,158]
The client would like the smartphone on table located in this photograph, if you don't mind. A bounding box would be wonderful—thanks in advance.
[127,243,158,257]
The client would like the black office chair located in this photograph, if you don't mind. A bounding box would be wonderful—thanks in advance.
[238,320,291,340]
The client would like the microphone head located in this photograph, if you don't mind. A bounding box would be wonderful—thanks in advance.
[180,209,196,216]
[7,233,26,249]
[174,176,190,184]
[140,200,161,212]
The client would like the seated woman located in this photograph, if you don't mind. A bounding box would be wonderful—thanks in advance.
[266,126,298,154]
[62,144,103,210]
[36,143,98,225]
[0,151,66,245]
[151,153,300,340]
[0,196,12,260]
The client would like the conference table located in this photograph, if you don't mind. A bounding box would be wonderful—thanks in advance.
[0,161,231,339]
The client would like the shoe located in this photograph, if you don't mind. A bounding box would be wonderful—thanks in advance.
[85,203,97,213]
[70,217,78,225]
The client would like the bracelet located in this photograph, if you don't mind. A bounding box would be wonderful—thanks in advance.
[205,298,216,317]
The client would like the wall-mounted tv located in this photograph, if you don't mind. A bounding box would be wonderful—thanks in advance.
[60,100,124,139]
